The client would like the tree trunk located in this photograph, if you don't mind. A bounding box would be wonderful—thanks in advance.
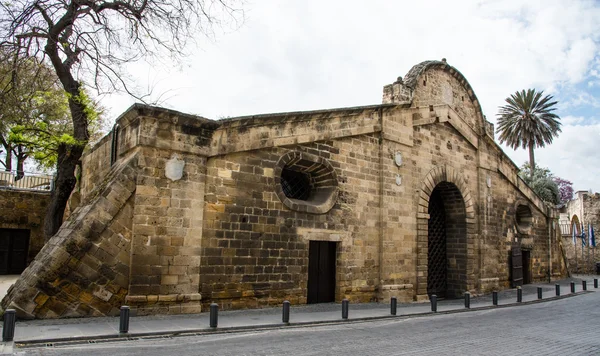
[528,143,535,179]
[43,143,83,241]
[15,154,25,181]
[42,89,88,239]
[14,146,25,181]
[5,142,12,172]
[43,29,90,240]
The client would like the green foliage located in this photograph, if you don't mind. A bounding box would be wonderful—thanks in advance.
[519,163,561,204]
[0,55,106,171]
[496,89,562,150]
[496,89,562,175]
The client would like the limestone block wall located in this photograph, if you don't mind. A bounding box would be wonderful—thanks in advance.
[1,152,137,318]
[563,191,600,273]
[0,190,50,263]
[125,146,206,315]
[80,133,113,201]
[201,134,381,309]
[380,60,564,299]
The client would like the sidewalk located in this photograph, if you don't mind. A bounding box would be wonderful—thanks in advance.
[3,275,598,347]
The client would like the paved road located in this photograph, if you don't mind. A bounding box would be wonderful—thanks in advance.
[21,291,600,355]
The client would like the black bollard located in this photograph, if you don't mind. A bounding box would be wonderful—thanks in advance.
[537,287,543,300]
[570,282,575,293]
[431,294,437,312]
[492,291,498,306]
[595,279,598,289]
[119,306,130,334]
[282,301,290,324]
[342,299,349,320]
[555,284,560,296]
[390,297,397,316]
[464,292,471,309]
[209,303,218,328]
[517,286,522,303]
[2,309,16,342]
[583,281,587,291]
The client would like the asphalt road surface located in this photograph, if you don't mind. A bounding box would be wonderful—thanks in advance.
[21,291,600,356]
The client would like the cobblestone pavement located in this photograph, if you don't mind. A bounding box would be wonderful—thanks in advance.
[21,288,600,355]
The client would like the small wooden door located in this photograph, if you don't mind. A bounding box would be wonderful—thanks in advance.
[0,229,30,275]
[522,250,531,285]
[511,246,523,287]
[307,241,337,303]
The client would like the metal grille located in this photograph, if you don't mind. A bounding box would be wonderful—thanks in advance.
[281,168,311,200]
[428,191,447,298]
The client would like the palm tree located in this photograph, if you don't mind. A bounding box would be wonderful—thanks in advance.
[496,89,562,179]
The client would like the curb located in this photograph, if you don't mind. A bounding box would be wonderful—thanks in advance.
[14,290,593,349]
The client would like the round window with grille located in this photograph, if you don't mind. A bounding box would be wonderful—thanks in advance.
[281,168,312,200]
[274,151,338,214]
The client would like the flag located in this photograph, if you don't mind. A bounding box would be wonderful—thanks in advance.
[590,224,596,247]
[581,223,586,247]
[572,222,577,245]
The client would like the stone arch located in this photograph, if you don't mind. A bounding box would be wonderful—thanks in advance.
[571,215,581,235]
[416,165,476,299]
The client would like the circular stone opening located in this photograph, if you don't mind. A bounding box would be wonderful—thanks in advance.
[281,168,311,201]
[515,204,533,234]
[274,151,338,214]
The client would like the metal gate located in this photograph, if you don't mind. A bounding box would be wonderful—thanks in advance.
[427,192,447,298]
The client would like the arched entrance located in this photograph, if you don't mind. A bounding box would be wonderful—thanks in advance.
[571,215,581,235]
[427,182,467,299]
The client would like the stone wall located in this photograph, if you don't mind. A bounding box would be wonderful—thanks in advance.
[563,191,600,273]
[1,152,137,318]
[201,135,381,308]
[0,189,50,263]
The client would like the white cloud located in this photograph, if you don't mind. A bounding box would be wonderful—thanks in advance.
[98,0,600,191]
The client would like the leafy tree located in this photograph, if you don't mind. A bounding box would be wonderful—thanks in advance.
[0,54,71,176]
[1,0,242,240]
[553,176,574,204]
[497,89,562,179]
[0,55,106,176]
[519,163,561,204]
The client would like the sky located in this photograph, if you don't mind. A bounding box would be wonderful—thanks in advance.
[100,0,600,193]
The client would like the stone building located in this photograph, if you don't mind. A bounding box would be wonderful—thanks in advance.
[559,190,600,273]
[0,172,52,275]
[2,60,567,318]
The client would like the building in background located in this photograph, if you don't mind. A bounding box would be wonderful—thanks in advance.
[0,171,52,276]
[559,190,599,273]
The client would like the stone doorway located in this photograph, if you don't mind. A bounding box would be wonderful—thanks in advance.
[427,182,467,299]
[0,228,30,275]
[307,241,337,303]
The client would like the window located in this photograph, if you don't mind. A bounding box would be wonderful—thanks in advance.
[274,151,338,214]
[281,168,311,200]
[515,204,533,234]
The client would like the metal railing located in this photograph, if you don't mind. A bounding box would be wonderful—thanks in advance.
[0,170,53,192]
[559,223,572,236]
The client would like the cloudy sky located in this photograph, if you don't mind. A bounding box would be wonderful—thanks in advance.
[102,0,600,193]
